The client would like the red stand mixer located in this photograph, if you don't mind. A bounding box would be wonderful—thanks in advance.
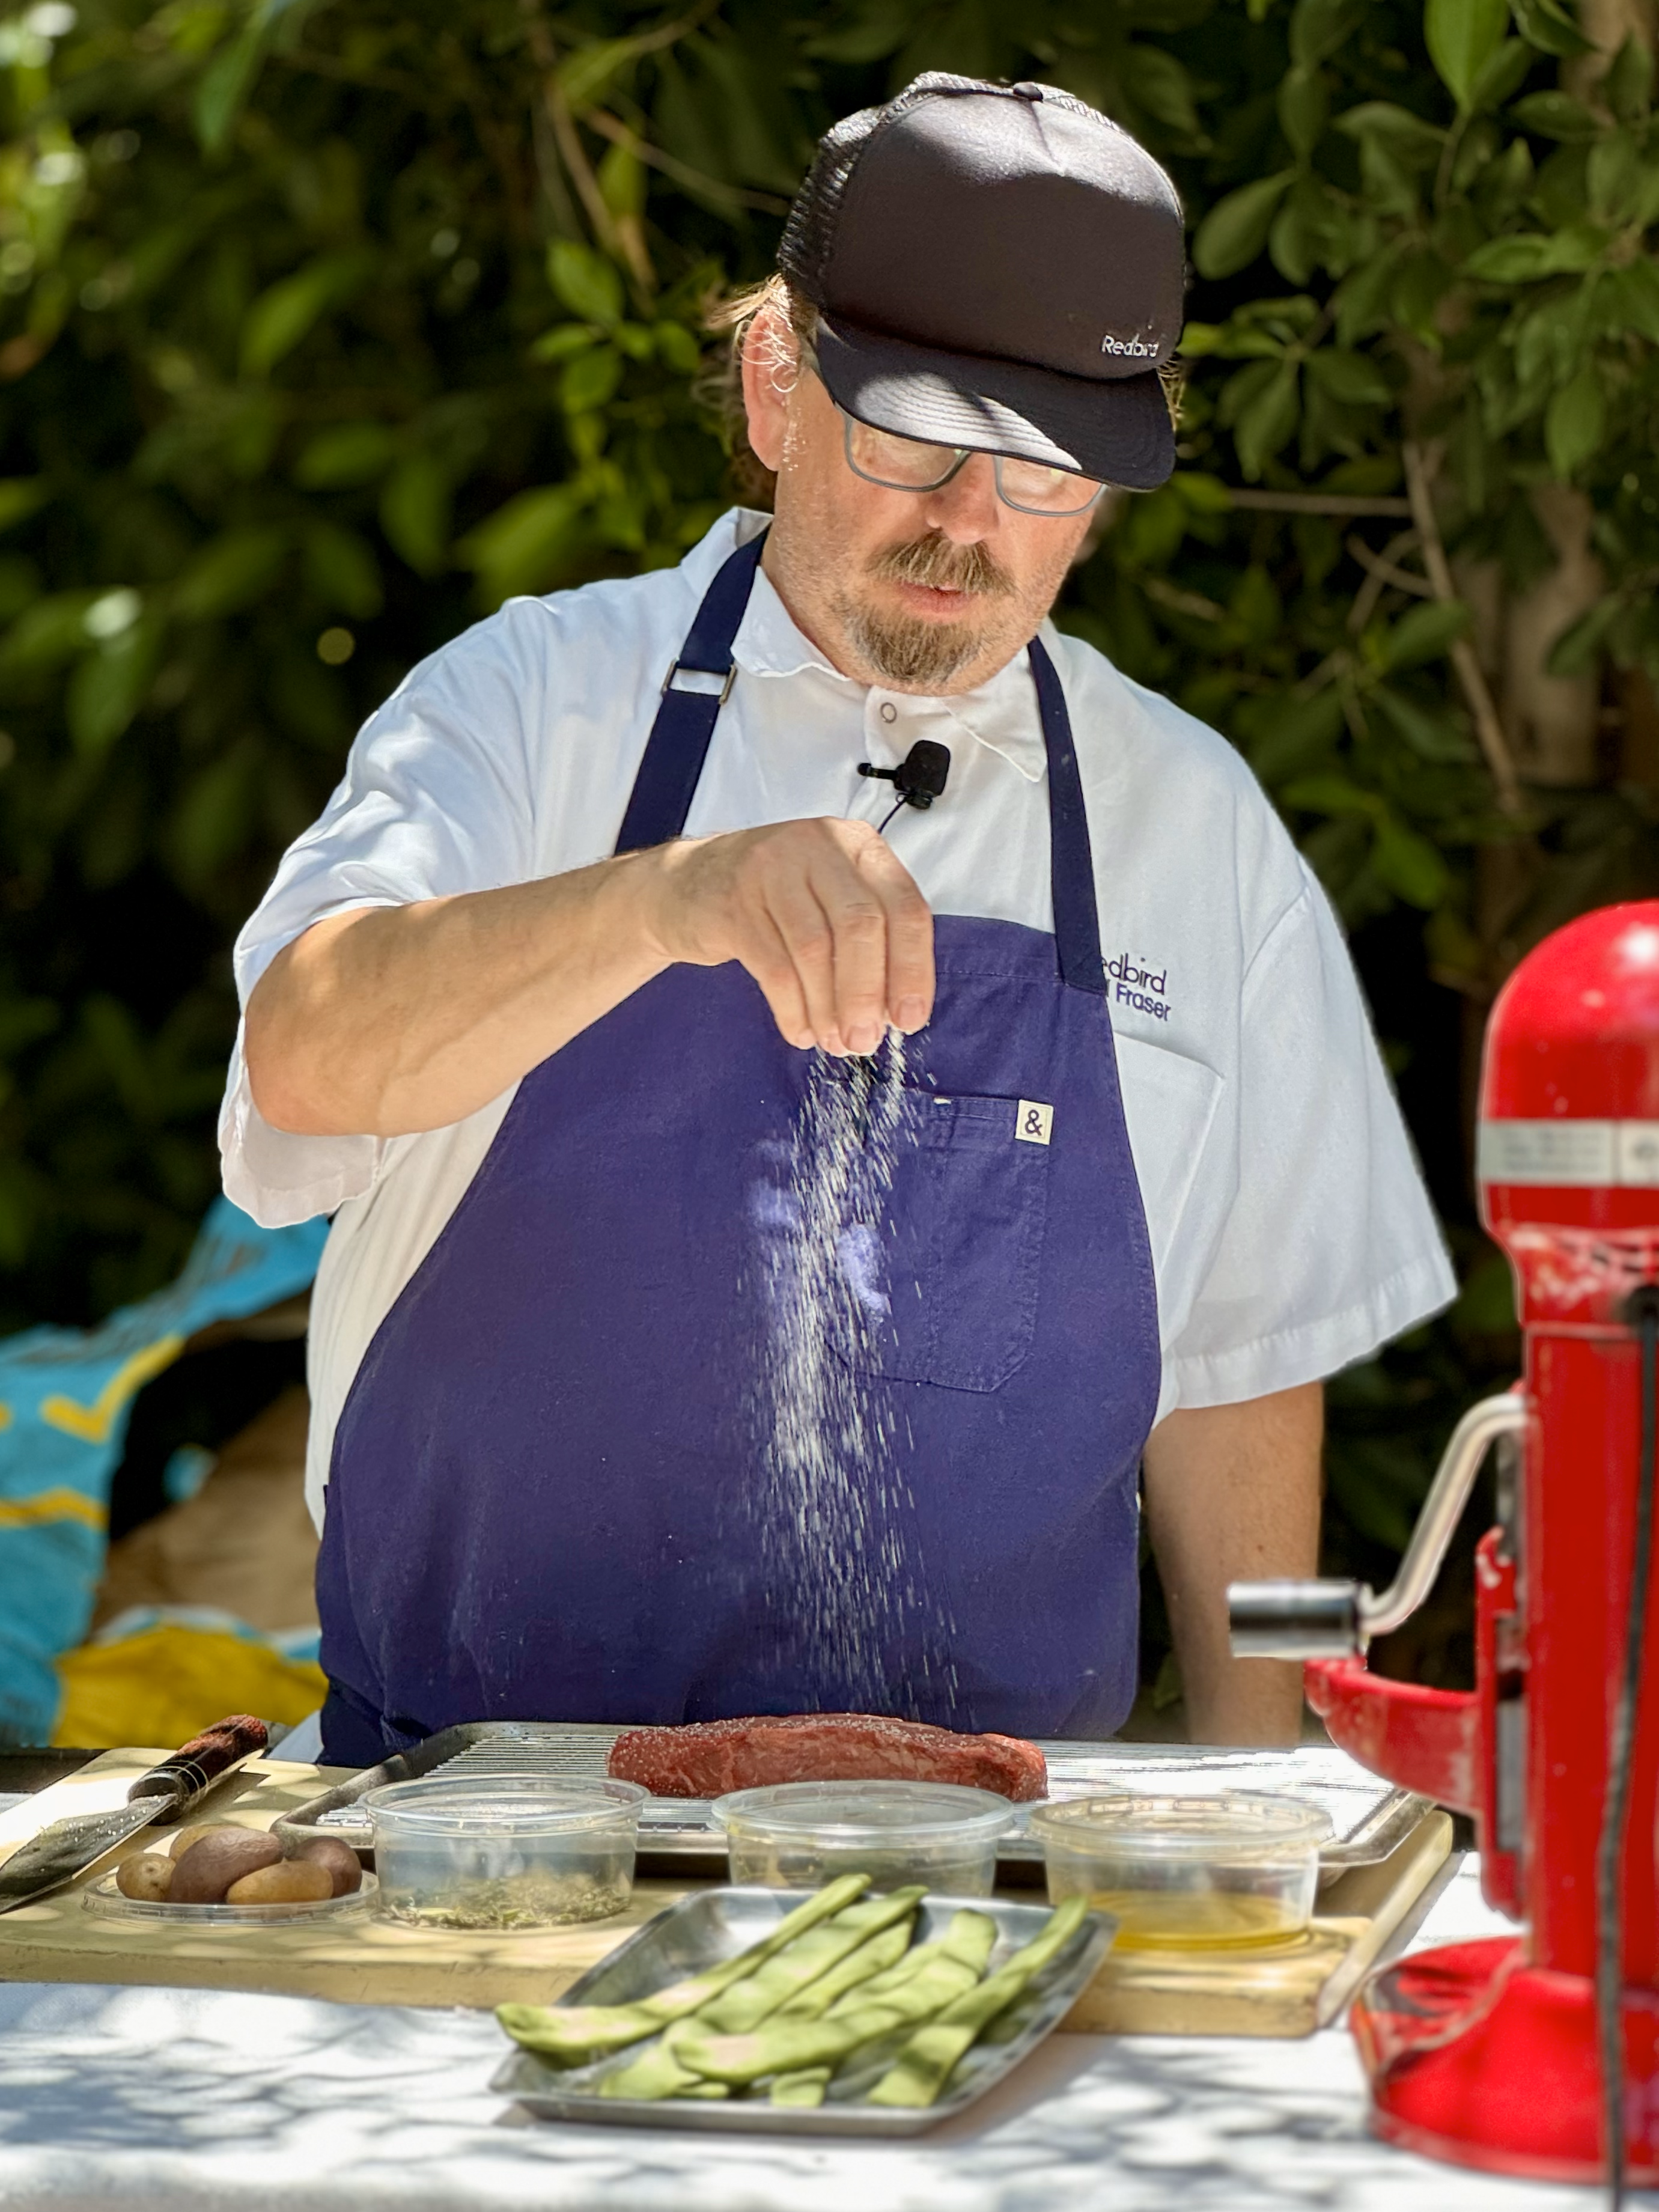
[1229,900,1659,2190]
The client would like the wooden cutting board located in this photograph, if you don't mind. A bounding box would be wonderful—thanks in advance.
[0,1747,1452,2031]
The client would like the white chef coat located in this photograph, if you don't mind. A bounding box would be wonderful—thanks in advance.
[219,509,1455,1526]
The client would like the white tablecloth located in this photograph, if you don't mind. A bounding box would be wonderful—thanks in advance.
[0,1859,1646,2209]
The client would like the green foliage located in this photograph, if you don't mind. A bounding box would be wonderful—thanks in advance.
[0,0,1652,1687]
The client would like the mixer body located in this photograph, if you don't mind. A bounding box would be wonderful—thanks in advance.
[1257,904,1659,2180]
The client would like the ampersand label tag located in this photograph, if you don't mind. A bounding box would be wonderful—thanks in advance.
[1015,1100,1054,1146]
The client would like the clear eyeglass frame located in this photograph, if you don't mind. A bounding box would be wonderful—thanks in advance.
[838,407,1106,519]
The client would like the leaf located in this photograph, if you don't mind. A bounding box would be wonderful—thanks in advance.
[1280,773,1384,818]
[1463,227,1601,279]
[66,620,162,758]
[556,36,648,114]
[194,0,318,154]
[0,591,100,679]
[302,520,382,619]
[1289,0,1367,66]
[380,453,451,577]
[1303,349,1393,404]
[1606,32,1655,120]
[1368,683,1476,760]
[559,345,622,414]
[1193,172,1295,281]
[1234,362,1300,478]
[1382,599,1470,668]
[547,240,623,328]
[293,422,398,490]
[1545,362,1604,478]
[1425,0,1509,110]
[240,253,372,378]
[1125,46,1202,136]
[172,526,287,620]
[1510,0,1595,56]
[169,743,257,880]
[1599,257,1659,342]
[0,478,50,531]
[1277,65,1330,156]
[457,485,586,606]
[1335,103,1446,160]
[1371,817,1450,907]
[1470,37,1532,110]
[1510,90,1603,139]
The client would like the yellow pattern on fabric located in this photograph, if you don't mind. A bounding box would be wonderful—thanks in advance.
[53,1623,326,1749]
[40,1333,186,1443]
[0,1488,107,1531]
[0,1404,11,1431]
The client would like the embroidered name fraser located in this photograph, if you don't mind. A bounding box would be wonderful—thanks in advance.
[1108,953,1171,1024]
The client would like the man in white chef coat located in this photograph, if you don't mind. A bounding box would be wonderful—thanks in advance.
[223,73,1452,1766]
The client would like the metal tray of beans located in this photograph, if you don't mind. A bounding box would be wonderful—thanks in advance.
[490,1884,1115,2135]
[277,1723,1428,1884]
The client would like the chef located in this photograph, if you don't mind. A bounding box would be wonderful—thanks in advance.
[224,74,1454,1767]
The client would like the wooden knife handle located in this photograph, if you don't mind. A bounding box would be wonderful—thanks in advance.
[127,1714,270,1808]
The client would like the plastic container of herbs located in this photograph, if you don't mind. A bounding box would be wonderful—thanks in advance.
[712,1779,1017,1896]
[365,1774,646,1930]
[1027,1791,1333,1952]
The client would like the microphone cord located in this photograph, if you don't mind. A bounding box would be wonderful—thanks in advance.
[1600,1282,1659,2210]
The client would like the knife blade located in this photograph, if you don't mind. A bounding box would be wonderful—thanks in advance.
[0,1713,269,1913]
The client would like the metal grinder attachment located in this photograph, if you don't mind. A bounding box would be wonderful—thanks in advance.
[1229,900,1659,2192]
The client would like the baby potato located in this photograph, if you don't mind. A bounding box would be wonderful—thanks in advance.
[115,1851,175,1902]
[171,1828,282,1903]
[225,1859,335,1906]
[169,1822,245,1860]
[296,1836,363,1897]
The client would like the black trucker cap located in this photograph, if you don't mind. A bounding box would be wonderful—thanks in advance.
[779,73,1185,492]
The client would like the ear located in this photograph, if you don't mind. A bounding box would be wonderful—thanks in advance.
[740,305,796,474]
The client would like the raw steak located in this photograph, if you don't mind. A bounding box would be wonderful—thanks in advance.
[606,1712,1047,1802]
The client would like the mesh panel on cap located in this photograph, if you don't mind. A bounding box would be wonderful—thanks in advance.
[779,74,1076,305]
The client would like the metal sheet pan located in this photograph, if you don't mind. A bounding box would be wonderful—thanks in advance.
[276,1723,1427,1884]
[489,1884,1115,2136]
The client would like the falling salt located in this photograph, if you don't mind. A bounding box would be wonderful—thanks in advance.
[750,1028,957,1714]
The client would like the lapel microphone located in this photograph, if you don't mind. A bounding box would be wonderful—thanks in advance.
[858,739,952,815]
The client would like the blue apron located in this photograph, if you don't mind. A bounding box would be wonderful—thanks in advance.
[317,535,1161,1765]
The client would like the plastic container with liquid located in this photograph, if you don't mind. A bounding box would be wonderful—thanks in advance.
[365,1774,645,1929]
[713,1779,1016,1895]
[1028,1791,1333,1951]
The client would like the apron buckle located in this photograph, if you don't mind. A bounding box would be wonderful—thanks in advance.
[662,658,737,707]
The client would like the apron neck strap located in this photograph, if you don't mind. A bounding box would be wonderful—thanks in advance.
[615,532,766,856]
[1029,635,1106,997]
[615,531,1107,998]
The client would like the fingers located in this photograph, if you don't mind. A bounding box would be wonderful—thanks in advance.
[651,819,936,1055]
[762,821,933,1055]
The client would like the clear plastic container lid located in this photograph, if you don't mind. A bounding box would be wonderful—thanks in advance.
[365,1775,646,1835]
[1028,1791,1333,1858]
[713,1779,1017,1845]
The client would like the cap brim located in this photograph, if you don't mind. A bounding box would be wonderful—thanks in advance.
[815,314,1175,493]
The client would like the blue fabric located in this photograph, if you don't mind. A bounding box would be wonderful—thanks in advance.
[318,550,1161,1758]
[0,1198,328,1743]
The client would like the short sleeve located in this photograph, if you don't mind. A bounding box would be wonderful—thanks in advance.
[1166,870,1455,1408]
[218,610,544,1229]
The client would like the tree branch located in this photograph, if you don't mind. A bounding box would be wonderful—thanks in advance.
[1225,489,1412,517]
[1403,440,1524,817]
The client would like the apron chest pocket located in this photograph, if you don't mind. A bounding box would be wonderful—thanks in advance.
[835,1090,1050,1394]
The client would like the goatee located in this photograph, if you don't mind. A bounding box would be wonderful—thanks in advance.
[836,531,1014,690]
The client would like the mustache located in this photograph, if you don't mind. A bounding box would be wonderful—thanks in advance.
[868,531,1015,598]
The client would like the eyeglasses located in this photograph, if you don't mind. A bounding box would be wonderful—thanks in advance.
[839,407,1106,518]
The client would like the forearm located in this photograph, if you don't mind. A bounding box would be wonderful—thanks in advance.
[245,853,670,1138]
[1141,1381,1323,1746]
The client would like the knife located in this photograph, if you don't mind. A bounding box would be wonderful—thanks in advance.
[0,1713,269,1913]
